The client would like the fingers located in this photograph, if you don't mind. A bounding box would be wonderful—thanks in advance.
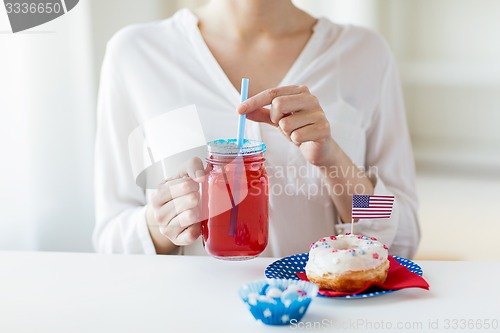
[154,189,202,246]
[237,86,320,128]
[268,94,320,126]
[289,120,331,145]
[160,210,202,246]
[152,156,205,209]
[277,108,322,137]
[149,156,207,247]
[151,177,200,209]
[173,223,201,246]
[151,162,204,246]
[237,85,309,115]
[244,107,275,126]
[154,191,200,226]
[271,93,317,119]
[238,85,334,162]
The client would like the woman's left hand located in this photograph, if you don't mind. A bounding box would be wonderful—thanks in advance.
[237,85,336,167]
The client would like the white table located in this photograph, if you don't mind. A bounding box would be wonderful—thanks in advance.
[0,252,498,333]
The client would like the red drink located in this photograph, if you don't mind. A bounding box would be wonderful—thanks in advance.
[201,139,268,260]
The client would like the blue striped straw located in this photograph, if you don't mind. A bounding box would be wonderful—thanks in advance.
[237,78,249,147]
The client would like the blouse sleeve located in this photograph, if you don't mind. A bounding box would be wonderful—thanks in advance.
[348,54,420,259]
[92,38,156,254]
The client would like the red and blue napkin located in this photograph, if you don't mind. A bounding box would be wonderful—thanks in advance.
[296,256,430,297]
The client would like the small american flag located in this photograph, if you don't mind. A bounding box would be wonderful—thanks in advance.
[352,195,395,219]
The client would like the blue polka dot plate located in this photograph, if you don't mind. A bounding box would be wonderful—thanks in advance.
[265,254,423,299]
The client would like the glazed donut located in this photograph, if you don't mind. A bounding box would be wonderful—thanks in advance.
[305,234,389,292]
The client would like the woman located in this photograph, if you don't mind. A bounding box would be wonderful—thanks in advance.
[93,0,420,258]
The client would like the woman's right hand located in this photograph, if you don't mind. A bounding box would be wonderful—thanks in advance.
[147,157,205,249]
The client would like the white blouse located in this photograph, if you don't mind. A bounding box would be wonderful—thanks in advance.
[93,9,420,259]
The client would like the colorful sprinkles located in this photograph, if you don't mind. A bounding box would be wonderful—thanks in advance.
[309,234,389,257]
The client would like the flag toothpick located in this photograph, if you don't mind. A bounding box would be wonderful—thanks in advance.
[350,194,395,234]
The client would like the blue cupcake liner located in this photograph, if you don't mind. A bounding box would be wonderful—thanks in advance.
[239,279,319,325]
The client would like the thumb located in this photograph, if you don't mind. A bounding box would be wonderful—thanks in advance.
[184,157,205,182]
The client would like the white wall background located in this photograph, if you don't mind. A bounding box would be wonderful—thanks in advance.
[0,0,199,252]
[0,1,95,251]
[1,0,499,258]
[379,0,500,260]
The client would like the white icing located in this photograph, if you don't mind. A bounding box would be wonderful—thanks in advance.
[305,234,388,276]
